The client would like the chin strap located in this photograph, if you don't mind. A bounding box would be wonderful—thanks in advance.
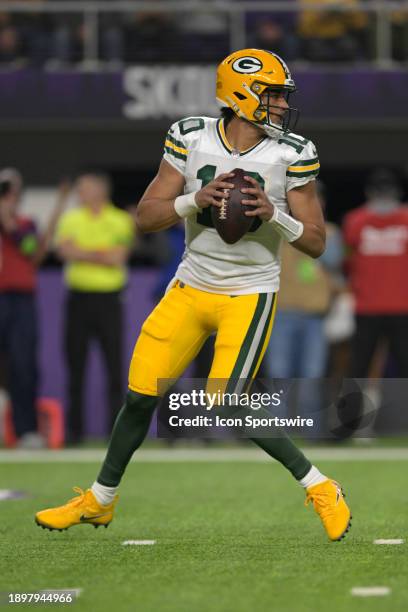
[258,122,283,140]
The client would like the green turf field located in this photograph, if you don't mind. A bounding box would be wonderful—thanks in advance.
[0,451,407,612]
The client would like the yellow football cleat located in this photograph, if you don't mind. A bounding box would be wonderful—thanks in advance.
[35,487,118,532]
[305,479,351,541]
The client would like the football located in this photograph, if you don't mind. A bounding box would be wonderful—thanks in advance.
[211,168,257,244]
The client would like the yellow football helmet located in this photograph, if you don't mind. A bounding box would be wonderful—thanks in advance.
[216,48,298,139]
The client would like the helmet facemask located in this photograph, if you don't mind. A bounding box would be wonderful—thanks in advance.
[250,83,299,139]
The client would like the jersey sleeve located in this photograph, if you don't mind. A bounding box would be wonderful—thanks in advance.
[163,121,188,176]
[286,139,320,192]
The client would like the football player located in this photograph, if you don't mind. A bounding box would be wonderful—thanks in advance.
[35,49,351,541]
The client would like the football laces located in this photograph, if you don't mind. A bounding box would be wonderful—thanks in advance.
[219,189,229,220]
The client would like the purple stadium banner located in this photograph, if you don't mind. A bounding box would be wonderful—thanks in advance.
[0,67,407,122]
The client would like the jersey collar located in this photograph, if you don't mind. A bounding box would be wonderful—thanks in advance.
[216,118,267,157]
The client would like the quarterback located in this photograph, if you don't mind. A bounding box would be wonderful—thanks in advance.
[36,49,351,541]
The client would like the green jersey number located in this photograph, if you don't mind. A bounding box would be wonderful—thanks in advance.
[196,165,264,232]
[178,117,205,136]
[196,165,217,228]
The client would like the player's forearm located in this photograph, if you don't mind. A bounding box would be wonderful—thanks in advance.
[291,223,326,259]
[135,198,181,233]
[94,246,130,266]
[285,182,326,258]
[58,245,129,267]
[57,243,100,263]
[34,199,69,266]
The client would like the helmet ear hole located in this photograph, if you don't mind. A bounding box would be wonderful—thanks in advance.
[234,91,247,100]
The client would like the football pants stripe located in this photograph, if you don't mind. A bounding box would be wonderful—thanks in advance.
[226,293,274,395]
[247,292,277,381]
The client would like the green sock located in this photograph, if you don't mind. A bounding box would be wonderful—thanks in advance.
[251,434,312,480]
[97,390,158,487]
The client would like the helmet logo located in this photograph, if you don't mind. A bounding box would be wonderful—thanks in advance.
[232,57,263,74]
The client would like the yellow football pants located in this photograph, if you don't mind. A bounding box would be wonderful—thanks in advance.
[128,281,277,396]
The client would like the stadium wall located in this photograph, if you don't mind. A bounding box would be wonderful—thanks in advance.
[2,68,408,182]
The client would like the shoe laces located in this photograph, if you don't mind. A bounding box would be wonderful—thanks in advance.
[305,488,337,521]
[67,486,86,506]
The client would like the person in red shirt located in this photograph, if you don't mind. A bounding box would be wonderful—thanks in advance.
[0,168,68,448]
[343,168,408,377]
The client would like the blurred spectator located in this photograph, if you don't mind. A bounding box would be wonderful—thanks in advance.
[0,25,22,64]
[51,8,124,66]
[56,172,134,444]
[0,168,68,448]
[324,289,355,379]
[124,8,179,63]
[248,15,299,62]
[0,0,398,67]
[391,8,408,62]
[20,1,55,66]
[178,0,229,62]
[0,1,56,66]
[265,182,344,434]
[297,0,371,62]
[343,168,408,378]
[99,14,124,65]
[0,11,23,65]
[51,16,85,65]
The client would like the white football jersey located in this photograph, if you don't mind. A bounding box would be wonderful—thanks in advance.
[163,116,319,295]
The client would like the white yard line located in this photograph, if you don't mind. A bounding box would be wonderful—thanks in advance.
[0,447,408,463]
[122,540,156,546]
[374,539,404,545]
[351,587,391,597]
